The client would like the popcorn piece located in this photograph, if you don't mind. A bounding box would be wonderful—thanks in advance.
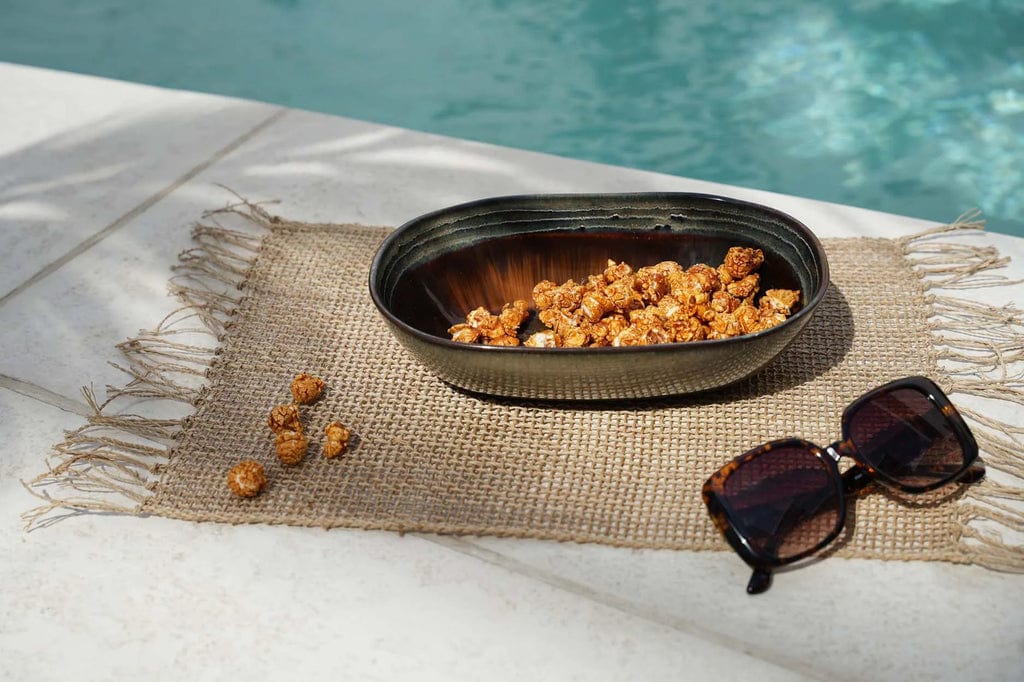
[634,266,669,302]
[465,307,507,340]
[447,302,520,344]
[227,460,267,498]
[686,264,721,295]
[613,321,671,346]
[447,323,480,344]
[666,271,709,305]
[560,326,590,347]
[734,304,765,334]
[716,264,736,286]
[532,280,559,310]
[498,300,530,335]
[651,260,684,276]
[268,403,302,434]
[758,289,801,330]
[710,290,740,314]
[584,273,609,291]
[666,316,709,343]
[538,307,574,334]
[291,373,325,404]
[465,306,494,328]
[579,291,615,323]
[324,421,352,459]
[525,330,560,347]
[708,312,742,339]
[604,276,643,312]
[549,281,586,311]
[484,335,521,346]
[614,308,672,346]
[603,260,633,282]
[722,247,765,279]
[761,288,801,314]
[726,273,760,300]
[693,302,717,323]
[275,429,308,465]
[653,295,688,321]
[589,314,629,346]
[533,279,584,312]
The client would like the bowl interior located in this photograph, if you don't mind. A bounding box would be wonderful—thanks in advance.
[376,195,824,343]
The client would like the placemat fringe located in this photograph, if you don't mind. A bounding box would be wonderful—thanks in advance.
[21,388,174,528]
[900,214,1024,572]
[21,202,266,530]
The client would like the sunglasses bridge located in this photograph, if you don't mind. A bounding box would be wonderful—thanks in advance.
[825,440,876,496]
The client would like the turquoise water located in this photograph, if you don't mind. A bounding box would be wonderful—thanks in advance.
[3,0,1023,236]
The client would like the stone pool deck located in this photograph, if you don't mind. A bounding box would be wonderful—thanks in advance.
[1,62,1022,681]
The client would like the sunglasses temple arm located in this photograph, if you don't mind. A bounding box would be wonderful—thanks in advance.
[961,461,986,484]
[746,568,773,594]
[841,461,985,493]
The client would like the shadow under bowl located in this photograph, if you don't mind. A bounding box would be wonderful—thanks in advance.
[369,193,830,401]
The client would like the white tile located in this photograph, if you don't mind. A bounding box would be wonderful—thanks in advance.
[1,390,809,682]
[0,63,280,298]
[0,193,230,402]
[168,106,940,239]
[462,537,1024,682]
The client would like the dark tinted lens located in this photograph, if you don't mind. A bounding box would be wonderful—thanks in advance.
[847,387,967,488]
[721,445,842,562]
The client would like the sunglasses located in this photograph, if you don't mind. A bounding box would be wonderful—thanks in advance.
[702,376,982,594]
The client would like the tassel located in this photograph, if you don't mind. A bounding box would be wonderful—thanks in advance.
[902,214,1024,572]
[22,201,266,530]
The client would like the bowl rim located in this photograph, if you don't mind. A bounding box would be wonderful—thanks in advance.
[368,191,831,355]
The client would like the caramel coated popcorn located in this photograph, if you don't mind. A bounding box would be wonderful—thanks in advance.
[267,403,302,434]
[449,247,800,348]
[448,299,530,346]
[291,373,325,404]
[324,421,352,459]
[227,460,267,498]
[265,372,356,468]
[275,429,308,465]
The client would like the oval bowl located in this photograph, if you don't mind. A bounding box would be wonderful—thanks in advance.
[369,193,830,401]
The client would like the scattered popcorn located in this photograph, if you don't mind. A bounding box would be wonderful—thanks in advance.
[290,373,325,404]
[324,421,352,459]
[262,374,357,469]
[275,429,308,465]
[227,460,267,498]
[267,403,302,434]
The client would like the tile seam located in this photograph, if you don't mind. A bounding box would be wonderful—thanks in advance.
[0,375,91,416]
[0,106,288,309]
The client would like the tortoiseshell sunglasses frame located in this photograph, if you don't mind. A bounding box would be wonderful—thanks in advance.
[702,376,981,594]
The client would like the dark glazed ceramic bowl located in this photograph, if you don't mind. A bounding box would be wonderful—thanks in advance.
[369,193,830,401]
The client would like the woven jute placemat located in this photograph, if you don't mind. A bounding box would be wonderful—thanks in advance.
[26,201,1024,570]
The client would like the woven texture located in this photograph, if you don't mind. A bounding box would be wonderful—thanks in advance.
[138,221,979,562]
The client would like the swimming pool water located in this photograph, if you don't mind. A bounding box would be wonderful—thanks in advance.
[3,0,1023,236]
